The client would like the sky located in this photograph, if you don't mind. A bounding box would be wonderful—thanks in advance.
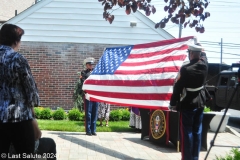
[144,0,240,65]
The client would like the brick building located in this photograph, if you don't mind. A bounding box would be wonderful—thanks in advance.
[1,0,174,109]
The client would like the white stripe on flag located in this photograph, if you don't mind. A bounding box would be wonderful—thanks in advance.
[86,73,177,81]
[124,50,187,63]
[117,61,183,71]
[89,94,170,107]
[131,39,194,54]
[84,85,173,94]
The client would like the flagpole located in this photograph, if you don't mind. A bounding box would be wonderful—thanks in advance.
[179,23,182,38]
[176,22,182,152]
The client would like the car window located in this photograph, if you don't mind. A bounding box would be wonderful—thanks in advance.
[230,76,237,82]
[229,75,237,86]
[220,76,228,86]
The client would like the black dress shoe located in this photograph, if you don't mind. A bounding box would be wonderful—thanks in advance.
[86,132,92,136]
[92,133,97,136]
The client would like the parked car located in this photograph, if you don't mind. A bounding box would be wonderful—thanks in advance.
[206,63,240,111]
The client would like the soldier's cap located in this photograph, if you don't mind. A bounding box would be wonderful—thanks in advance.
[188,44,203,52]
[86,61,94,65]
[84,57,95,65]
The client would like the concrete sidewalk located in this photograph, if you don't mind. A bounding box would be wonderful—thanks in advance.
[42,131,240,160]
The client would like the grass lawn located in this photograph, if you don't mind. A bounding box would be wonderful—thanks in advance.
[37,120,134,132]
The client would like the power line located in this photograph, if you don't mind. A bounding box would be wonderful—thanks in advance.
[201,41,240,45]
[201,43,240,48]
[206,21,240,24]
[222,46,240,49]
[207,57,239,59]
[165,25,178,30]
[211,0,240,4]
[164,28,240,33]
[205,50,240,56]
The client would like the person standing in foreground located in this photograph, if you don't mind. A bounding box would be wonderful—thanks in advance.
[81,57,99,136]
[32,119,57,160]
[0,24,39,159]
[10,119,57,160]
[169,44,208,160]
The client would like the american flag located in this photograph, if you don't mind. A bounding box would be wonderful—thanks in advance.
[83,36,195,110]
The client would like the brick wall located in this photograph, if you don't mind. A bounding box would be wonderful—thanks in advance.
[19,42,121,110]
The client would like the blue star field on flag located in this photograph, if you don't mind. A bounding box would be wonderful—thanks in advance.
[92,45,133,75]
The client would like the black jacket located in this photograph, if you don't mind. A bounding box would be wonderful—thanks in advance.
[170,52,208,110]
[80,69,93,85]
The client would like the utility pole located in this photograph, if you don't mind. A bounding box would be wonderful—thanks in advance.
[179,23,182,38]
[219,38,223,73]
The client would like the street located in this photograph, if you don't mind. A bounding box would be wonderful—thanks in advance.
[227,109,240,133]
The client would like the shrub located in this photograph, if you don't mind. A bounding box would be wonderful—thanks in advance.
[52,108,66,120]
[34,107,43,119]
[73,79,84,111]
[39,108,52,120]
[110,109,123,121]
[68,108,82,121]
[79,111,85,121]
[204,106,211,112]
[216,148,240,160]
[120,109,130,121]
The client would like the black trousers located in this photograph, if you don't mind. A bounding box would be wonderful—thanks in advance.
[37,138,56,160]
[0,120,35,160]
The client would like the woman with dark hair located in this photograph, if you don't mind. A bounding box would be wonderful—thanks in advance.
[0,24,39,159]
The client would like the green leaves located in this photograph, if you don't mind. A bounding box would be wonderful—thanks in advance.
[216,148,240,160]
[68,108,84,121]
[203,106,211,112]
[73,79,84,112]
[52,108,66,120]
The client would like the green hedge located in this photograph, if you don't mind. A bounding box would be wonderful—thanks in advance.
[34,107,53,120]
[52,108,66,120]
[34,107,130,121]
[120,109,130,121]
[34,107,42,119]
[216,148,240,160]
[68,108,84,121]
[110,108,130,121]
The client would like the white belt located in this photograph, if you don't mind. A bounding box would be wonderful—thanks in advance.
[186,86,203,92]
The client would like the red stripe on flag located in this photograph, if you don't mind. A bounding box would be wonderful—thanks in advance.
[85,90,172,100]
[115,66,180,75]
[121,55,187,67]
[90,96,168,110]
[128,45,188,59]
[84,79,175,86]
[133,36,194,49]
[180,113,185,160]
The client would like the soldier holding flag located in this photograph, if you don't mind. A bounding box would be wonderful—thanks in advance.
[81,57,99,136]
[169,44,208,160]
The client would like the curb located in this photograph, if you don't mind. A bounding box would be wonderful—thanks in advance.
[226,125,240,138]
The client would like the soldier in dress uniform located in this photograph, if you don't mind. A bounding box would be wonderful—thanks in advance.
[169,44,208,160]
[81,57,99,136]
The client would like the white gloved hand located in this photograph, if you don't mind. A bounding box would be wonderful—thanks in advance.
[193,36,199,44]
[85,93,90,101]
[168,105,177,111]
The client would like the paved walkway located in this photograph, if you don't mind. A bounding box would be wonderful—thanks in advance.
[42,131,240,160]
